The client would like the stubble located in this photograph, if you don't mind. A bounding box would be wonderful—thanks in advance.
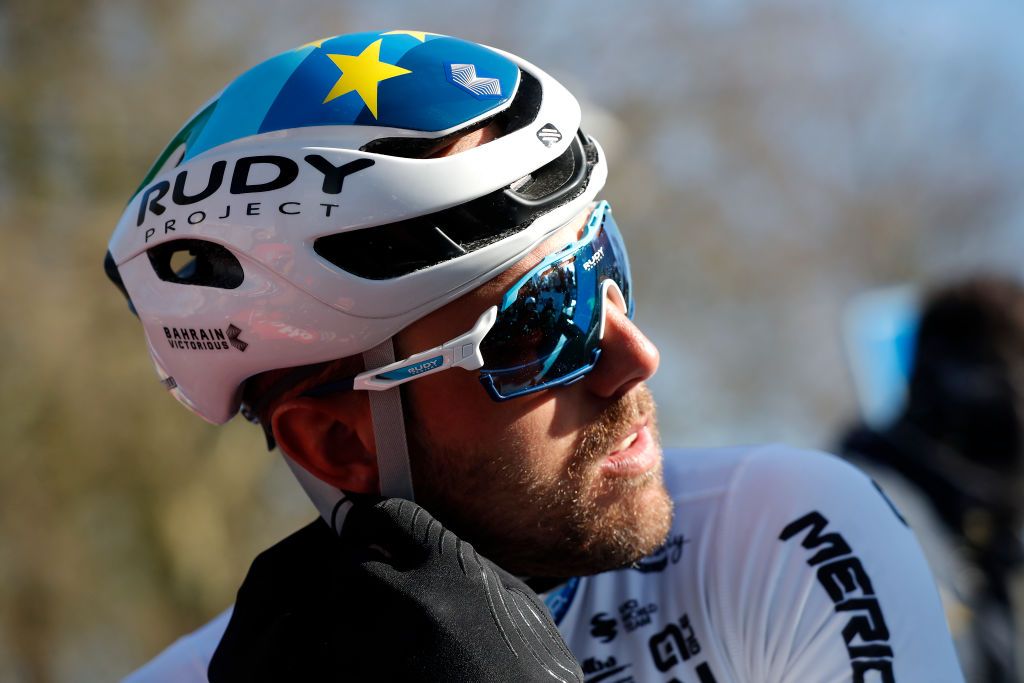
[407,385,673,577]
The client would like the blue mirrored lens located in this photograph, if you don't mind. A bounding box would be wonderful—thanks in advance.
[479,202,632,399]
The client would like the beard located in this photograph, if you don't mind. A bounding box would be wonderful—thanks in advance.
[406,385,673,577]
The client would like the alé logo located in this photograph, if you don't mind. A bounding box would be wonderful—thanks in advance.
[136,155,375,227]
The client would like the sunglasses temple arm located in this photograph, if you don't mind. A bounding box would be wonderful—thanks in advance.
[351,305,498,392]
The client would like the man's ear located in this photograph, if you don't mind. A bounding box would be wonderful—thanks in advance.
[271,392,379,494]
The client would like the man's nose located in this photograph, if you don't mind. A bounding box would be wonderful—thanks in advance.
[583,290,660,400]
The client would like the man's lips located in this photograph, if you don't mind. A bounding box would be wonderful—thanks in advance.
[600,418,658,477]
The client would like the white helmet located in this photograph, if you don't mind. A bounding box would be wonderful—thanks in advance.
[107,30,606,435]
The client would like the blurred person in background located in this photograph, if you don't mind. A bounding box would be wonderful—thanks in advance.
[106,30,963,682]
[840,275,1024,682]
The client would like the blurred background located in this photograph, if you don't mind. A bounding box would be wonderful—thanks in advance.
[3,0,1024,680]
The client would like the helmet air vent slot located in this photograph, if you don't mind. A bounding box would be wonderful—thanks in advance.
[315,132,598,281]
[147,239,244,289]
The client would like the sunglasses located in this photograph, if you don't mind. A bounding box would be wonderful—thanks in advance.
[303,200,633,402]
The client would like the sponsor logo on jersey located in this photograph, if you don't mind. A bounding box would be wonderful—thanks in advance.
[582,655,633,683]
[632,533,688,573]
[648,613,719,682]
[589,612,618,643]
[619,598,658,631]
[780,510,895,683]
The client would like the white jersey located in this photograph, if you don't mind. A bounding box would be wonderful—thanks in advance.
[124,445,964,682]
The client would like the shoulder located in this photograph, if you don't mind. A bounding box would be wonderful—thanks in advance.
[670,443,920,590]
[660,443,874,509]
[121,608,232,683]
[658,444,899,554]
[663,443,963,682]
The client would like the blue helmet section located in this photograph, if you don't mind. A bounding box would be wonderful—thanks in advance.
[181,31,519,164]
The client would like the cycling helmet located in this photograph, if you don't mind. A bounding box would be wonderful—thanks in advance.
[106,30,607,429]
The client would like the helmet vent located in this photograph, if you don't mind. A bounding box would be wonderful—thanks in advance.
[314,131,597,281]
[170,249,196,275]
[507,131,579,200]
[147,239,244,289]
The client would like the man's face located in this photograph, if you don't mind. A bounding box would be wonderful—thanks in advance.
[395,208,672,577]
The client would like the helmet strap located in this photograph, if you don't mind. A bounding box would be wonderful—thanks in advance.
[281,453,353,533]
[363,337,416,500]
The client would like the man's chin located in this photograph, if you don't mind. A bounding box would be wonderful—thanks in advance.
[575,466,674,573]
[408,384,673,579]
[497,466,674,578]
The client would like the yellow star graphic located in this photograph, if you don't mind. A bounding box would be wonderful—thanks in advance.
[322,39,412,118]
[381,30,437,43]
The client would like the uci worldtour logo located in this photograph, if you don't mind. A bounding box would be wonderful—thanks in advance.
[136,154,375,243]
[164,324,248,352]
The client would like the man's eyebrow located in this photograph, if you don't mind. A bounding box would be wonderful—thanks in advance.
[476,262,531,300]
[475,239,553,299]
[474,207,590,300]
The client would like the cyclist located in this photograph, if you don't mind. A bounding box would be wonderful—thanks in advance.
[841,276,1024,682]
[108,30,964,682]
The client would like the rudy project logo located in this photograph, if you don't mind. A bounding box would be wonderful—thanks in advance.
[376,355,443,381]
[136,155,376,227]
[582,245,605,271]
[164,324,248,352]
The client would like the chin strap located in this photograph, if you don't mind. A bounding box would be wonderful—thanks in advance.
[276,337,415,533]
[283,336,416,534]
[282,455,353,532]
[363,337,416,501]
